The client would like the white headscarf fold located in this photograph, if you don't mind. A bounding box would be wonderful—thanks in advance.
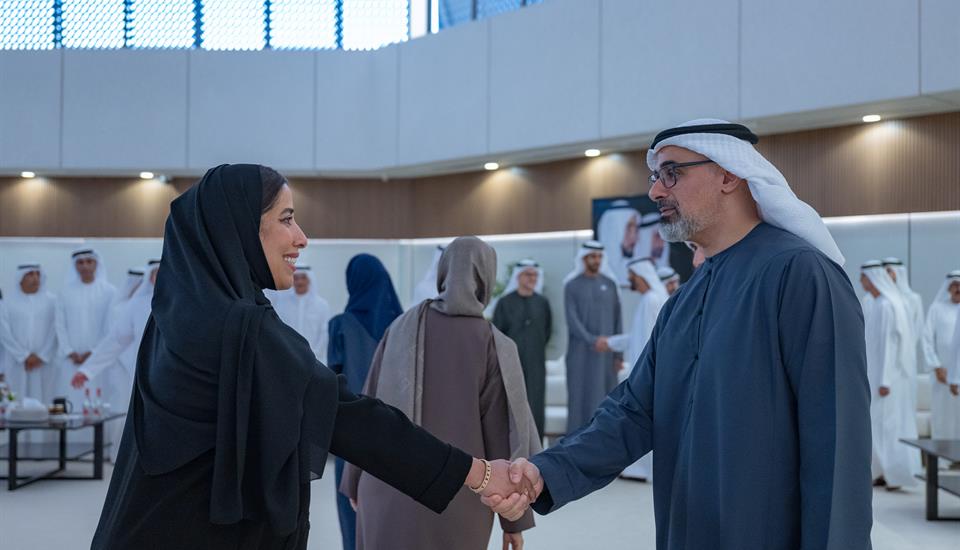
[932,271,960,305]
[119,268,145,301]
[647,118,844,266]
[597,201,641,282]
[291,265,319,295]
[861,260,913,346]
[64,247,110,288]
[503,259,545,296]
[635,212,671,268]
[411,245,446,306]
[628,258,669,298]
[563,241,620,290]
[657,266,679,284]
[11,263,46,302]
[131,264,159,301]
[882,258,916,296]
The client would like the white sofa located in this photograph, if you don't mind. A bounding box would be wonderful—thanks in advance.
[540,356,936,441]
[544,356,568,439]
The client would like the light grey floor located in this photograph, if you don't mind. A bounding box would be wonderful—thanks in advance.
[1,458,958,549]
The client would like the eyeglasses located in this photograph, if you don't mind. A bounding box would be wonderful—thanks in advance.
[648,160,716,189]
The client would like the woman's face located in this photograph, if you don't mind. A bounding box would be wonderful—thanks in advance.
[259,185,307,290]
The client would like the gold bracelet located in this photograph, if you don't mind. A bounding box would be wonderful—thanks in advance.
[470,459,492,494]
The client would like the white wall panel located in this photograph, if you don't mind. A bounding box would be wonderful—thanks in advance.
[741,0,920,119]
[62,50,188,170]
[908,211,960,307]
[315,48,398,171]
[601,0,740,138]
[2,0,959,175]
[0,51,61,169]
[397,21,489,165]
[188,51,315,171]
[920,0,960,96]
[489,0,601,152]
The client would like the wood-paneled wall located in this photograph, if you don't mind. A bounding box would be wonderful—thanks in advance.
[2,112,958,239]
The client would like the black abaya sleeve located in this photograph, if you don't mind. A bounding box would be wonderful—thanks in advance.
[328,374,473,514]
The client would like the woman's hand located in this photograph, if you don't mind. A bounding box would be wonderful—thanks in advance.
[502,531,524,550]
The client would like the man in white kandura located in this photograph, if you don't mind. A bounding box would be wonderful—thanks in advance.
[657,266,680,295]
[72,263,156,461]
[0,264,58,406]
[619,257,669,481]
[884,258,925,363]
[411,245,445,308]
[55,248,117,411]
[271,265,331,362]
[920,270,960,456]
[861,260,920,490]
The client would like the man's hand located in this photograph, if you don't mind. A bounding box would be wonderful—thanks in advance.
[68,352,84,365]
[71,371,89,389]
[78,351,92,364]
[594,336,611,353]
[950,384,959,397]
[879,386,890,397]
[466,458,539,521]
[480,458,543,521]
[503,532,524,550]
[935,367,948,385]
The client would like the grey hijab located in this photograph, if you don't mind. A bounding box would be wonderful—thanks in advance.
[376,236,542,459]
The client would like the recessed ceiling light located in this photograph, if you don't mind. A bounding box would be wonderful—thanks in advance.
[21,171,36,178]
[139,171,155,180]
[584,149,601,157]
[484,162,499,171]
[862,114,881,123]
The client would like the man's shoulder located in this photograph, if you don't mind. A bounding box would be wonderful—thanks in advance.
[752,224,821,261]
[533,292,551,305]
[499,290,521,302]
[327,312,346,329]
[751,226,841,278]
[598,273,619,287]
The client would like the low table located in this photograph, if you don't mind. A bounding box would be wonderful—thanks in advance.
[900,439,960,521]
[0,413,124,490]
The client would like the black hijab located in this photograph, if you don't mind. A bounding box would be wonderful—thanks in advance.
[133,164,339,534]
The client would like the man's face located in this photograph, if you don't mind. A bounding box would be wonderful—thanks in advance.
[650,228,666,259]
[949,281,960,304]
[861,273,880,297]
[293,272,310,295]
[75,257,97,283]
[622,215,639,251]
[665,279,680,295]
[19,271,40,294]
[583,252,602,275]
[517,268,539,294]
[886,267,897,283]
[629,272,650,293]
[648,146,724,243]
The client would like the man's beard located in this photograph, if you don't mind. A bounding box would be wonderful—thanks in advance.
[657,200,710,242]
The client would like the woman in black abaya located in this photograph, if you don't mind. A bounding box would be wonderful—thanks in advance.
[91,165,533,549]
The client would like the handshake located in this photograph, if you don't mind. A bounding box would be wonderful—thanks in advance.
[468,458,543,521]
